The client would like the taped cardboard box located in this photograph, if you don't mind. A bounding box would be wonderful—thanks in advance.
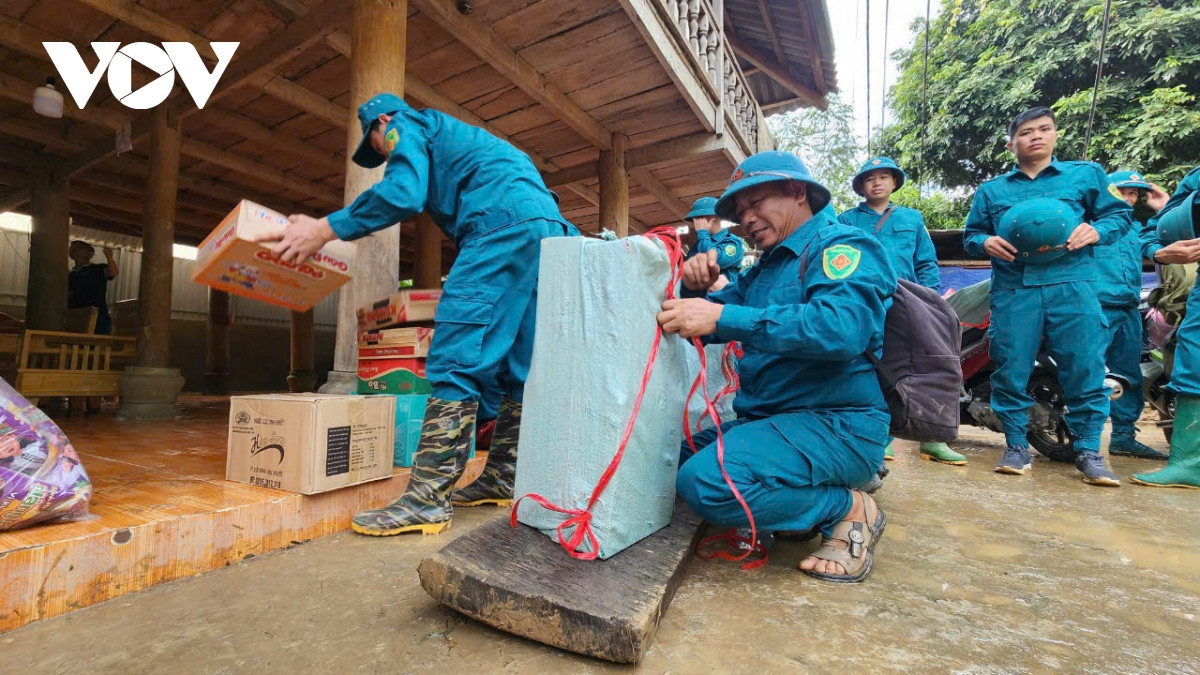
[357,290,442,331]
[193,200,355,311]
[226,394,395,495]
[357,327,433,357]
[514,236,688,559]
[357,358,431,395]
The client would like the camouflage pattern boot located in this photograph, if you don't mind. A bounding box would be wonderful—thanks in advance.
[351,398,477,536]
[452,396,520,507]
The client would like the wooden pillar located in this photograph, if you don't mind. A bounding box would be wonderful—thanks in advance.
[323,0,407,393]
[415,213,444,289]
[119,106,184,419]
[204,289,231,394]
[288,309,316,392]
[25,166,69,331]
[598,133,630,237]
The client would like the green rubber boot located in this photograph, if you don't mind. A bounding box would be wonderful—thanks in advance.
[1131,395,1200,489]
[452,396,521,507]
[919,441,968,466]
[351,398,477,536]
[1108,431,1169,461]
[883,441,895,461]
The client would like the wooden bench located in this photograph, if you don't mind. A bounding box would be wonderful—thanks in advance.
[0,308,136,404]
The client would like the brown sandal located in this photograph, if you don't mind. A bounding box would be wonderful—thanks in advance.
[800,491,886,583]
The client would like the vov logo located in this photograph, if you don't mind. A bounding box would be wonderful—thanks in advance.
[42,42,239,110]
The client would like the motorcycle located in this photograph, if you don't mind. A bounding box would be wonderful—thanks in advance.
[949,280,1126,463]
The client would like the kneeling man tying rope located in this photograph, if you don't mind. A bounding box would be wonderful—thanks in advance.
[656,151,898,582]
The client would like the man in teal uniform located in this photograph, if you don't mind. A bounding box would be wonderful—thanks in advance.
[657,151,895,582]
[1134,164,1200,488]
[259,93,577,535]
[963,107,1132,486]
[839,156,966,466]
[1097,171,1169,459]
[686,196,746,280]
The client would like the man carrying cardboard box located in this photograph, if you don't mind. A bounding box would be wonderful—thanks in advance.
[256,93,578,536]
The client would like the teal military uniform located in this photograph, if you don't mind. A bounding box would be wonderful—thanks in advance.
[1095,171,1150,443]
[1143,166,1200,397]
[838,203,940,291]
[694,228,746,276]
[675,152,896,537]
[327,95,578,405]
[964,158,1133,453]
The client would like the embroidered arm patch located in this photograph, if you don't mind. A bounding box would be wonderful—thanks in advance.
[385,128,399,155]
[822,245,862,279]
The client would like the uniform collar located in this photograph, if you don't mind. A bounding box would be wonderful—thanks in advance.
[771,208,834,257]
[1006,156,1063,180]
[856,201,893,215]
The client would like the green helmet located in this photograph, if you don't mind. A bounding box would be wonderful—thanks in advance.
[851,157,906,197]
[997,198,1073,264]
[1157,190,1200,246]
[1108,170,1151,191]
[714,151,831,222]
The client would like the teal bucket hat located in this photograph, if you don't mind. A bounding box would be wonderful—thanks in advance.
[685,197,718,221]
[714,151,832,223]
[997,198,1073,264]
[1109,170,1152,191]
[851,157,906,197]
[351,93,406,169]
[1157,190,1200,246]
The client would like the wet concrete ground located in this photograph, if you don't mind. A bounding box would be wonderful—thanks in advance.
[4,422,1199,674]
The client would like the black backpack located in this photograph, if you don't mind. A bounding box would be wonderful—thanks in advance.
[866,279,962,442]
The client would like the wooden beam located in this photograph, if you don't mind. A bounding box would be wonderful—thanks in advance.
[75,172,228,216]
[630,167,689,220]
[70,185,212,230]
[180,138,343,206]
[727,33,825,110]
[324,30,558,173]
[599,133,629,237]
[255,74,348,127]
[626,132,727,168]
[198,107,344,176]
[0,72,130,131]
[563,183,647,232]
[0,166,29,187]
[0,118,90,153]
[409,0,612,150]
[73,0,221,60]
[754,0,789,67]
[794,1,827,93]
[543,161,597,188]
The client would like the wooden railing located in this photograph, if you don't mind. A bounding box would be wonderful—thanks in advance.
[656,0,766,155]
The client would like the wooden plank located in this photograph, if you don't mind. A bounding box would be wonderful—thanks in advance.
[180,137,343,206]
[72,0,221,60]
[793,0,826,93]
[627,131,725,168]
[630,166,690,220]
[410,0,613,150]
[755,0,788,67]
[417,502,704,663]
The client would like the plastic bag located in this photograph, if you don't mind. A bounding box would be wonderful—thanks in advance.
[0,377,93,531]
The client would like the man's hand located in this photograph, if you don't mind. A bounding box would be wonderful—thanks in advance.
[682,250,721,291]
[1066,223,1099,251]
[983,235,1017,262]
[1155,238,1200,265]
[250,214,338,265]
[102,246,114,258]
[708,274,730,292]
[657,298,723,339]
[1147,183,1171,212]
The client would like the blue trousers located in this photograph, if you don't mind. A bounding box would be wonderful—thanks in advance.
[676,410,886,536]
[1170,279,1200,397]
[1102,305,1145,434]
[427,216,576,403]
[988,284,1110,452]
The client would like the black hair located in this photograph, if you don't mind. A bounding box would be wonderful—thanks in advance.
[1007,106,1055,140]
[69,240,94,252]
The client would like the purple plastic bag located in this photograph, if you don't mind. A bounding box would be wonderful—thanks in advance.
[0,377,92,531]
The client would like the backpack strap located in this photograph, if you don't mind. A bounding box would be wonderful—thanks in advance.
[874,207,894,233]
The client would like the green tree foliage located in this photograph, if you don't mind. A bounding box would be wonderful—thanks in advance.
[891,184,971,231]
[882,0,1200,191]
[769,95,862,213]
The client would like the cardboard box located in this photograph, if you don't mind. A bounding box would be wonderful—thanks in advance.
[358,357,431,395]
[193,200,356,311]
[357,327,433,358]
[357,289,442,331]
[226,394,395,495]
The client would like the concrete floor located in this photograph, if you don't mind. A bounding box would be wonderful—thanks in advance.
[3,423,1199,674]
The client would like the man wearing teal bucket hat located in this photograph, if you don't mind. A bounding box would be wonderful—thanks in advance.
[1135,164,1200,488]
[685,196,746,282]
[255,93,578,536]
[963,106,1133,486]
[1089,171,1170,460]
[656,151,896,582]
[839,157,965,466]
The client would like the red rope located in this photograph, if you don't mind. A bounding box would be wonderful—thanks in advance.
[512,228,763,570]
